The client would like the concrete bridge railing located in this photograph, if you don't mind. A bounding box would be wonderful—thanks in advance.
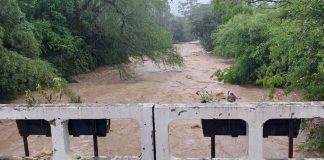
[0,102,324,160]
[0,104,154,160]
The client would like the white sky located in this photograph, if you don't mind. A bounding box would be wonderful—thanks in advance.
[169,0,211,16]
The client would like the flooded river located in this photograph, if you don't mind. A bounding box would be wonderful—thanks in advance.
[1,41,320,159]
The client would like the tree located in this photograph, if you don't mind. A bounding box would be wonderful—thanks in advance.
[212,0,252,22]
[0,0,183,100]
[178,0,198,17]
[20,0,183,75]
[188,4,221,51]
[0,0,57,100]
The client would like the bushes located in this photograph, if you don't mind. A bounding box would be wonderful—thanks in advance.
[189,4,221,51]
[6,22,41,58]
[168,16,194,43]
[0,0,57,101]
[212,0,324,153]
[0,0,184,101]
[213,0,324,101]
[212,13,272,84]
[213,13,270,58]
[34,20,95,77]
[0,0,41,59]
[300,119,324,155]
[0,47,57,100]
[257,0,324,100]
[219,55,263,84]
[212,0,252,23]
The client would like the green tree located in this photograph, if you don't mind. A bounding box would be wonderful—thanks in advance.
[211,0,324,153]
[178,0,198,17]
[0,0,183,101]
[212,0,252,23]
[189,4,221,51]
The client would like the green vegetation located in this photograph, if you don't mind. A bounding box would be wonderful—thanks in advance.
[168,0,222,50]
[211,0,324,153]
[164,0,222,49]
[167,0,196,43]
[188,4,221,51]
[212,0,324,100]
[213,13,271,84]
[0,0,183,101]
[300,119,324,153]
[167,0,221,45]
[25,77,81,105]
[168,16,195,43]
[0,47,57,100]
[1,0,323,154]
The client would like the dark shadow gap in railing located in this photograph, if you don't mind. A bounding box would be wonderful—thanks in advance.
[152,105,157,160]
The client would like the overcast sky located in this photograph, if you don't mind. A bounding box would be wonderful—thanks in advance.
[169,0,211,16]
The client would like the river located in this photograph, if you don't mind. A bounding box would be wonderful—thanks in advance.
[1,41,320,159]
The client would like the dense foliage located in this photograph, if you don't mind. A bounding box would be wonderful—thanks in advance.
[213,0,324,100]
[166,0,197,43]
[171,0,222,50]
[0,0,57,100]
[212,0,324,153]
[165,0,222,47]
[300,119,324,154]
[168,16,195,43]
[0,0,183,101]
[188,4,221,51]
[0,46,57,100]
[213,13,271,84]
[212,0,252,23]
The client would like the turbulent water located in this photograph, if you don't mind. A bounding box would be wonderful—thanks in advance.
[1,41,320,158]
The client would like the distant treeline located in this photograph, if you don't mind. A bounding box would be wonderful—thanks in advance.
[167,1,221,47]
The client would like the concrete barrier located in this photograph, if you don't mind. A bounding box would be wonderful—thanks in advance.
[0,102,324,160]
[0,104,155,160]
[154,102,324,160]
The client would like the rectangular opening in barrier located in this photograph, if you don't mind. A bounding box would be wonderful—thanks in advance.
[262,118,324,159]
[69,119,141,159]
[169,119,247,159]
[0,120,53,159]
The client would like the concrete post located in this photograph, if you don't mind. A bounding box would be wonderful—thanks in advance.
[247,120,264,160]
[154,108,170,160]
[140,106,155,160]
[49,119,72,160]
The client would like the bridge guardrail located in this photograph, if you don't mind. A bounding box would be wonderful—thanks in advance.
[0,102,324,160]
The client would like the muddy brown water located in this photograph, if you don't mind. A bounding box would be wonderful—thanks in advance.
[1,41,321,159]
